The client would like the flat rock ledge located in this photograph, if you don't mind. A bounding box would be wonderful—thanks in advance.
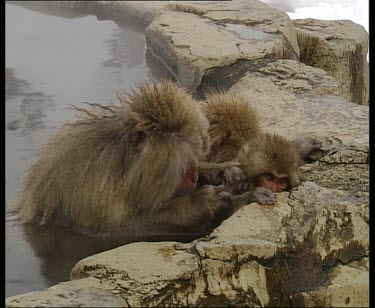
[145,0,300,95]
[6,1,369,307]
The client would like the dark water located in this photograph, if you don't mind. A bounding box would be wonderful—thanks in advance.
[5,2,157,297]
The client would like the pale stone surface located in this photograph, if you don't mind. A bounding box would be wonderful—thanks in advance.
[72,242,205,307]
[290,259,369,307]
[145,0,300,93]
[6,277,128,307]
[71,242,200,284]
[293,18,369,105]
[300,163,369,194]
[168,0,299,56]
[228,60,368,148]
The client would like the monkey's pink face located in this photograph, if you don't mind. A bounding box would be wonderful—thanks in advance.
[259,172,288,193]
[179,165,198,193]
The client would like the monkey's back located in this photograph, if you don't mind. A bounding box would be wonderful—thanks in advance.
[17,106,135,234]
[14,81,211,235]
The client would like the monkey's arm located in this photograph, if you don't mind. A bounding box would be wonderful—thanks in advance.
[231,187,277,212]
[143,185,277,236]
[198,161,246,188]
[143,186,233,235]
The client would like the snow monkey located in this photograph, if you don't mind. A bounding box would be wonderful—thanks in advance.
[8,81,276,237]
[201,92,323,194]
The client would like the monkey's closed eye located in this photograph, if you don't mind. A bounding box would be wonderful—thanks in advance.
[279,177,288,186]
[263,172,275,181]
[131,131,148,146]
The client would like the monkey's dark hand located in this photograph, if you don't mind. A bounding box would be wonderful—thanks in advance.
[292,136,323,164]
[224,166,249,193]
[207,185,233,219]
[251,187,277,205]
[198,185,233,233]
[231,187,277,211]
[223,166,248,193]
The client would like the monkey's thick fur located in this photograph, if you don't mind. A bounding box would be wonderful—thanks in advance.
[11,82,236,236]
[202,93,302,190]
[202,93,260,163]
[238,133,301,188]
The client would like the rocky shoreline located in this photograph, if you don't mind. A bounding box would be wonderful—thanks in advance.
[6,1,369,307]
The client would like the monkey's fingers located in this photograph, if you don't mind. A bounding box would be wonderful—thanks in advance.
[213,189,233,219]
[202,187,234,233]
[252,187,277,205]
[293,136,323,157]
[223,166,246,183]
[236,181,249,192]
[223,166,248,193]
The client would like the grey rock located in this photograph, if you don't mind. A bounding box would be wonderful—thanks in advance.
[6,277,128,307]
[293,18,369,105]
[145,0,300,94]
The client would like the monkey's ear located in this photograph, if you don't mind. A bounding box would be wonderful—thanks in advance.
[131,130,148,147]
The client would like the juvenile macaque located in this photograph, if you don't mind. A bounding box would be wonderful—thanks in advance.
[9,81,275,237]
[236,132,302,193]
[201,92,323,194]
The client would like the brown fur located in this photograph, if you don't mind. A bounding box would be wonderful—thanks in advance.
[201,93,319,192]
[238,133,302,189]
[202,93,260,163]
[10,81,233,236]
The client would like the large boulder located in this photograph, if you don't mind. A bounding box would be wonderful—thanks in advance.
[145,0,300,95]
[293,19,369,105]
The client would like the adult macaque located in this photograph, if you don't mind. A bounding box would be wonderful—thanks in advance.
[9,81,275,237]
[201,92,323,194]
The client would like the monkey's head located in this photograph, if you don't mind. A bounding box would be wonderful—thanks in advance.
[120,81,210,207]
[202,92,260,162]
[237,133,301,193]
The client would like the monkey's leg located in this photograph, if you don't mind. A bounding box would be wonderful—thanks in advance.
[231,187,277,212]
[144,185,233,235]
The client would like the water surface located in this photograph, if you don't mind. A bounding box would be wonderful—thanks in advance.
[5,2,154,297]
